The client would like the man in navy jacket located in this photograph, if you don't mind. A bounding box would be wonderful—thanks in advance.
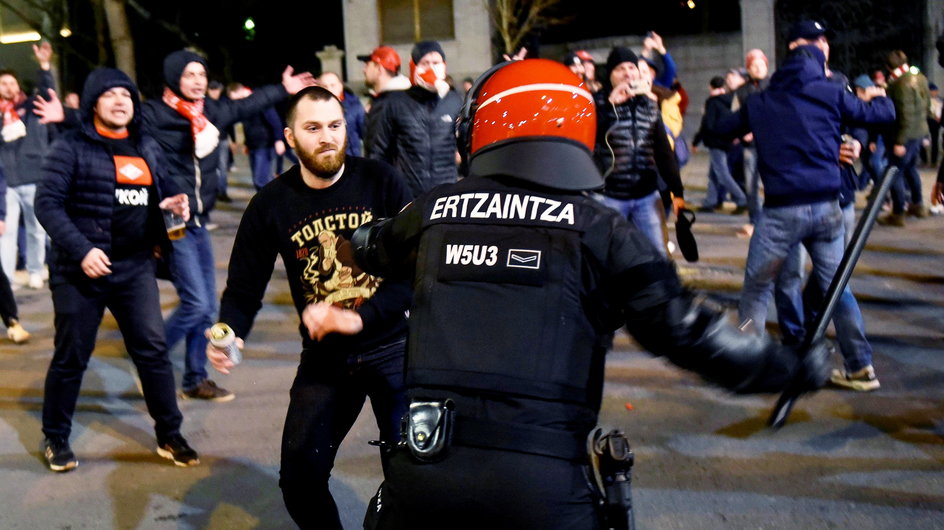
[718,41,895,391]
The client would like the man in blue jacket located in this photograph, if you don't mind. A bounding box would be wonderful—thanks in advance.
[718,33,896,391]
[317,71,367,156]
[36,68,198,472]
[143,50,314,402]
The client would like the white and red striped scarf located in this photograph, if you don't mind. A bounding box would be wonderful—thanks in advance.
[0,93,27,143]
[162,87,219,158]
[889,64,909,82]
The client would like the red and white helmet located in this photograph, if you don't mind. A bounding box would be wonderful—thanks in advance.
[457,58,602,191]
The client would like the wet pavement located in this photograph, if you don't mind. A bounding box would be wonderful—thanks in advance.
[0,151,942,529]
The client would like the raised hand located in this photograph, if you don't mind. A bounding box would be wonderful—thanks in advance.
[282,66,317,95]
[33,41,53,70]
[33,88,65,124]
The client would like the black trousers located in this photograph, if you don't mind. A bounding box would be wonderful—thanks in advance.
[279,338,406,530]
[368,445,599,530]
[0,267,18,327]
[42,254,183,441]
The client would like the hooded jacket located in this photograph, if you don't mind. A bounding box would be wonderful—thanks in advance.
[719,45,896,207]
[142,50,288,226]
[36,68,177,278]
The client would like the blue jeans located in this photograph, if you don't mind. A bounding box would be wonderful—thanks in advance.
[743,146,763,223]
[600,191,666,256]
[738,201,872,372]
[0,183,47,281]
[889,138,924,213]
[704,148,747,208]
[165,225,217,389]
[280,337,407,529]
[249,147,276,190]
[775,202,856,344]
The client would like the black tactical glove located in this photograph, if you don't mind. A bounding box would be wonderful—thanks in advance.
[780,339,831,396]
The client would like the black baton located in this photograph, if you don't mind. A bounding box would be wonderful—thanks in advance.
[768,165,899,429]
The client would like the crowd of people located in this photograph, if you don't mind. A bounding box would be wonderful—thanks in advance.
[0,16,938,528]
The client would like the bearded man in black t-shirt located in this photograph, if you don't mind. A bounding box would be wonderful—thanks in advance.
[207,86,412,529]
[35,68,198,472]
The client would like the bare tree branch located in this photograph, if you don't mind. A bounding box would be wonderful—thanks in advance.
[488,0,571,55]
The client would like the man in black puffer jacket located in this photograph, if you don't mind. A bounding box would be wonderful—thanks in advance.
[35,67,199,472]
[142,50,314,402]
[594,46,685,257]
[365,41,463,197]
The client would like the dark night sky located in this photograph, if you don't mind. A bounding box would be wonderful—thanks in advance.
[61,0,741,94]
[129,0,345,95]
[55,0,925,97]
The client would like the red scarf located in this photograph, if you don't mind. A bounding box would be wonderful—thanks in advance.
[0,92,26,127]
[1,92,27,143]
[162,86,209,139]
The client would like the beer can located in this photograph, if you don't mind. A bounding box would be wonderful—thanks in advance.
[209,323,241,365]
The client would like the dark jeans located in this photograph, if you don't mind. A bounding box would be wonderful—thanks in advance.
[275,148,298,175]
[42,254,183,441]
[217,140,231,197]
[703,147,747,208]
[889,138,925,213]
[280,337,406,530]
[249,147,276,190]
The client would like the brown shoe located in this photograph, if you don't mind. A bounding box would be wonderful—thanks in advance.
[877,213,906,227]
[181,379,235,402]
[907,204,930,218]
[7,320,30,344]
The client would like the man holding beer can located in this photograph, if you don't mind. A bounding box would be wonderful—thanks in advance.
[206,86,412,529]
[35,68,198,472]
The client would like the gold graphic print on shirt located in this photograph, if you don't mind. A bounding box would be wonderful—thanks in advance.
[297,226,381,310]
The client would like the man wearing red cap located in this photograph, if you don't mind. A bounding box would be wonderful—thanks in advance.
[359,46,410,99]
[364,40,463,197]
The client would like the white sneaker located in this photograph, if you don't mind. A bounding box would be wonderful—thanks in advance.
[27,273,44,289]
[830,365,880,392]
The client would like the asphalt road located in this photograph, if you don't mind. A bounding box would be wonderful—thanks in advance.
[0,151,942,529]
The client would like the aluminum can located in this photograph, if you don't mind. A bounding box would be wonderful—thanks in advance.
[209,323,241,365]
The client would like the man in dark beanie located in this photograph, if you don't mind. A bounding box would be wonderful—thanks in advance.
[593,46,685,257]
[142,49,314,402]
[35,67,197,471]
[365,40,463,196]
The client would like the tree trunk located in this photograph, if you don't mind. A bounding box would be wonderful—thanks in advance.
[102,0,136,81]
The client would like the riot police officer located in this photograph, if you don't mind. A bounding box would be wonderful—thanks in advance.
[353,59,829,529]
